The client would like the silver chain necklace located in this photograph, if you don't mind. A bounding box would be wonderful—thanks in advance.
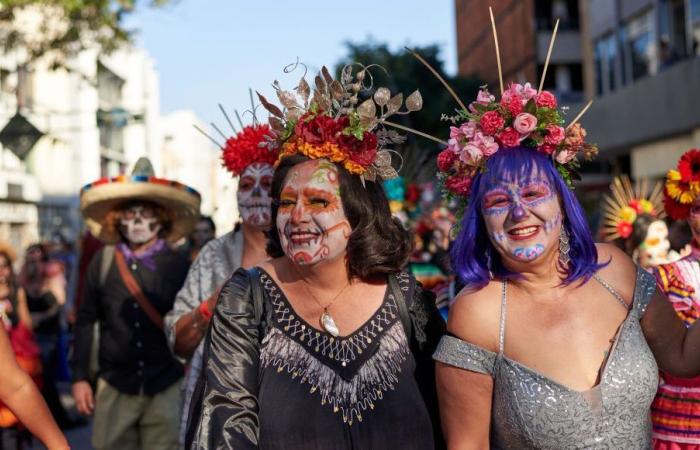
[291,266,350,337]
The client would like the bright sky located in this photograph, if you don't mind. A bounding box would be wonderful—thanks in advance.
[128,0,457,127]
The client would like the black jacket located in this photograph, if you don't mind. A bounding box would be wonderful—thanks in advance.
[185,268,446,449]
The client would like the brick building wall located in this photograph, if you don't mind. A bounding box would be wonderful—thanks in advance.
[455,0,537,90]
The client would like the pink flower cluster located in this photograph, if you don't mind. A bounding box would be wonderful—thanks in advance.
[438,82,594,197]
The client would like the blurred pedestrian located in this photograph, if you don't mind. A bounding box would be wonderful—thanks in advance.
[0,325,69,450]
[18,243,72,428]
[187,215,216,262]
[71,158,199,450]
[164,117,277,447]
[0,243,43,448]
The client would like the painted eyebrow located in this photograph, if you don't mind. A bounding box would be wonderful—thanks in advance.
[302,187,336,199]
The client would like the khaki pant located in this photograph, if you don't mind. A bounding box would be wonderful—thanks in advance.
[92,378,181,450]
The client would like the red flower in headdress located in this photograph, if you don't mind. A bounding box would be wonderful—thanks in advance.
[616,221,633,239]
[221,124,277,176]
[664,188,692,220]
[678,148,700,182]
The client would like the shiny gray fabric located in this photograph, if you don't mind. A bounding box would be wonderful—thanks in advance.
[434,268,659,449]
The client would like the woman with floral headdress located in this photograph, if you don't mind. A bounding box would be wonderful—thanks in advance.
[419,63,700,447]
[649,148,700,449]
[186,66,445,449]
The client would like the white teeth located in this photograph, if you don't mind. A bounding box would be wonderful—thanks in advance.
[511,226,537,236]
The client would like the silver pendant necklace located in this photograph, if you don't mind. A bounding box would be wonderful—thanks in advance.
[292,266,351,337]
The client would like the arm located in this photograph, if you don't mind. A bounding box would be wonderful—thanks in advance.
[0,327,69,450]
[435,284,502,449]
[185,269,261,450]
[16,288,32,329]
[70,251,102,415]
[165,243,221,359]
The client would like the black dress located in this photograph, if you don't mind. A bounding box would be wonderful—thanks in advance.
[186,268,445,450]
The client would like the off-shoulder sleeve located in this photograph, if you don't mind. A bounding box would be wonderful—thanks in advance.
[633,267,658,319]
[433,335,497,376]
[185,268,260,450]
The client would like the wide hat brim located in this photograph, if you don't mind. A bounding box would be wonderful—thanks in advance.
[80,176,201,245]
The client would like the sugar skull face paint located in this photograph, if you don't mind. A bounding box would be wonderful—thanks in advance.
[119,203,161,244]
[482,176,562,263]
[237,162,274,229]
[276,159,351,266]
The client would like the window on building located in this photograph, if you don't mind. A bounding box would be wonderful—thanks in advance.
[622,10,655,82]
[594,34,618,96]
[6,183,22,200]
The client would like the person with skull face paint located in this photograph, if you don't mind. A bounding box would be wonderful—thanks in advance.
[186,66,445,450]
[649,149,700,449]
[415,24,700,448]
[163,121,277,448]
[72,158,199,450]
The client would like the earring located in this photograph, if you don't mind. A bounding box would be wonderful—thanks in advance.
[559,226,571,266]
[486,248,494,279]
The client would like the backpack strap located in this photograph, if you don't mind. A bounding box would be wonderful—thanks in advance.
[388,273,413,344]
[99,245,115,288]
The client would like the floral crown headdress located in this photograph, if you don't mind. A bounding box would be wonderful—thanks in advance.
[601,175,665,241]
[663,148,700,219]
[193,98,279,177]
[411,8,598,206]
[256,63,428,184]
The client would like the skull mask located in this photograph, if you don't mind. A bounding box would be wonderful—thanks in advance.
[237,162,274,229]
[119,202,162,245]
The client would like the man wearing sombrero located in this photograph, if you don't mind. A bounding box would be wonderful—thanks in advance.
[71,158,199,450]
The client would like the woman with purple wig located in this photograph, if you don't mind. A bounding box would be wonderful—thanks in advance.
[425,81,700,449]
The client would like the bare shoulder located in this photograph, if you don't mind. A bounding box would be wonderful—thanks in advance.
[593,242,638,303]
[447,281,502,353]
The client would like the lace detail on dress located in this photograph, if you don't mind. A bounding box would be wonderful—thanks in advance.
[260,272,402,366]
[260,321,409,426]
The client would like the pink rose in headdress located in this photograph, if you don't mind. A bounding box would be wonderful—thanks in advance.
[513,113,538,135]
[556,147,578,164]
[459,144,484,165]
[540,144,557,155]
[479,111,505,136]
[473,132,499,156]
[476,89,495,104]
[535,91,557,108]
[564,123,586,147]
[500,95,523,116]
[496,127,520,148]
[544,124,566,145]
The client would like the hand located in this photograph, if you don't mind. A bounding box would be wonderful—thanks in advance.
[72,381,94,415]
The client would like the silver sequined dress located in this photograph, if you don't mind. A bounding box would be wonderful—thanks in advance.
[434,267,659,449]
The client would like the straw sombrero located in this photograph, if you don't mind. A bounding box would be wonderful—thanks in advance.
[80,158,201,244]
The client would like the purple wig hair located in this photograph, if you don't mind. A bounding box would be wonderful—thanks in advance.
[451,146,606,291]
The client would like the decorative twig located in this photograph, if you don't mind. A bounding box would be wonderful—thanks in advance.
[218,103,238,135]
[234,110,245,129]
[381,119,448,146]
[211,123,228,142]
[539,19,560,94]
[193,124,223,148]
[566,100,593,130]
[489,7,504,95]
[248,88,257,125]
[406,47,468,112]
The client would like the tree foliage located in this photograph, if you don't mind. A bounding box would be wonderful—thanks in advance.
[335,41,483,182]
[0,0,173,70]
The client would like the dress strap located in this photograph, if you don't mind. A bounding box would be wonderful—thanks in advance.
[499,280,507,355]
[593,274,629,310]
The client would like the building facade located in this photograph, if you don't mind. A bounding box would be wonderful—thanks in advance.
[579,0,700,179]
[455,0,584,104]
[0,45,162,254]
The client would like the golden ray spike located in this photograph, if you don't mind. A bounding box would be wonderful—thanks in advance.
[489,7,504,95]
[621,175,635,204]
[406,47,468,112]
[538,19,560,94]
[566,100,593,130]
[637,177,648,201]
[381,119,448,146]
